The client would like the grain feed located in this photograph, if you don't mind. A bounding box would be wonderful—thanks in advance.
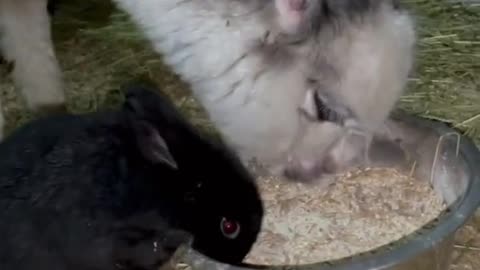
[245,167,447,265]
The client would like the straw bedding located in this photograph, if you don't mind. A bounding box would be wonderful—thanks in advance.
[245,168,446,265]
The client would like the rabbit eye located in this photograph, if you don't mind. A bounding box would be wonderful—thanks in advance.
[220,217,240,239]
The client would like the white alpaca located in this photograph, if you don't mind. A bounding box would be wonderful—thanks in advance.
[0,0,416,181]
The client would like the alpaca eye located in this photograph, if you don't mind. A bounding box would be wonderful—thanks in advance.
[313,91,346,125]
[220,217,240,239]
[306,77,318,85]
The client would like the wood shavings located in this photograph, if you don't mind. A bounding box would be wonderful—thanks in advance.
[245,167,447,265]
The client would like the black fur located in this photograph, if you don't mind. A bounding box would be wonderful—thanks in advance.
[0,84,263,270]
[47,0,60,16]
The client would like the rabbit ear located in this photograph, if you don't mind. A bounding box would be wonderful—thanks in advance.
[122,85,178,169]
[131,120,178,170]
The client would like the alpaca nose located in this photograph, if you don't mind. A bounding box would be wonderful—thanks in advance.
[283,158,325,183]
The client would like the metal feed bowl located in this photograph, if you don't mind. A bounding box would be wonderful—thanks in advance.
[172,112,480,270]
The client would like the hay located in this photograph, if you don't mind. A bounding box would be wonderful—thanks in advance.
[450,214,480,270]
[400,0,480,145]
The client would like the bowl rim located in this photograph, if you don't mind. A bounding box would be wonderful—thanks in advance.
[183,114,480,270]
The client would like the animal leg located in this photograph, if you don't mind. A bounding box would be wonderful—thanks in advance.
[0,0,66,114]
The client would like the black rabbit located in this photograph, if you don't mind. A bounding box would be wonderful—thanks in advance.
[0,84,264,270]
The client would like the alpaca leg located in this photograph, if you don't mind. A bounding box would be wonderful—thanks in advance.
[0,0,66,114]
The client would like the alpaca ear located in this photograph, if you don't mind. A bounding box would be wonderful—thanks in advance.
[132,120,178,170]
[274,0,309,34]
